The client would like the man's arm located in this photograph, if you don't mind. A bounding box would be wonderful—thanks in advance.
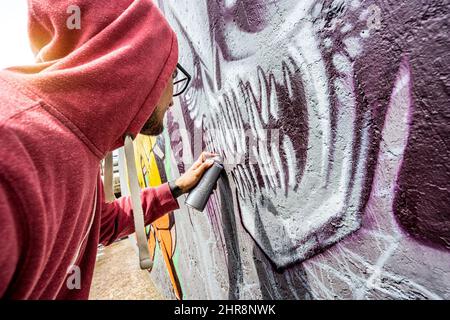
[99,151,217,246]
[99,182,179,246]
[0,185,20,298]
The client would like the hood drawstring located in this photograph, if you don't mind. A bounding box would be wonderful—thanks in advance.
[103,152,116,203]
[123,135,153,270]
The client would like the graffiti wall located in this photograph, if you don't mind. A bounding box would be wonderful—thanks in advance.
[139,0,449,299]
[131,134,183,299]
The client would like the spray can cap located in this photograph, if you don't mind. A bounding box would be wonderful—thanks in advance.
[211,155,223,165]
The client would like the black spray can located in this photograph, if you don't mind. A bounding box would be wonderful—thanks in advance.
[185,156,224,212]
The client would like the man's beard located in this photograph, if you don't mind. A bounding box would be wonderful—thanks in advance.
[140,112,164,136]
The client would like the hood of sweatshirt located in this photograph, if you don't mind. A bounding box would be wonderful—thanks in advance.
[2,0,178,158]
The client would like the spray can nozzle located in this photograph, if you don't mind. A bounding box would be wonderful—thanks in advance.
[185,155,224,212]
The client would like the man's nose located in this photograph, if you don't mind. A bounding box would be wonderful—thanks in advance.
[169,99,174,108]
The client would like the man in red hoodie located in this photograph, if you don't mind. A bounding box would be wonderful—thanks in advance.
[0,0,214,299]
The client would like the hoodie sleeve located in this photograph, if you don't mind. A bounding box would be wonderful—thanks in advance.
[0,186,20,298]
[99,182,180,246]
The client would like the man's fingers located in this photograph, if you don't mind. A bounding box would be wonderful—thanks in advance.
[193,152,219,169]
[198,151,218,162]
[192,158,203,169]
[194,159,214,175]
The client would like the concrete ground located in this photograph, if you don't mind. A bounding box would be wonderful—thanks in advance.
[89,238,165,300]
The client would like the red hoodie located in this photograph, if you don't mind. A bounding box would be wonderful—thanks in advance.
[0,0,179,299]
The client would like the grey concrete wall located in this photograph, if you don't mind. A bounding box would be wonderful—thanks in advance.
[147,0,449,299]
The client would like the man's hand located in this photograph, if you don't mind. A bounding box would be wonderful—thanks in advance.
[175,152,219,194]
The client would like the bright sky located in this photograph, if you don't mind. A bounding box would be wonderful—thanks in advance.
[0,1,35,69]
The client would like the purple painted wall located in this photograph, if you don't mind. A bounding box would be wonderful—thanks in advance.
[148,0,450,299]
